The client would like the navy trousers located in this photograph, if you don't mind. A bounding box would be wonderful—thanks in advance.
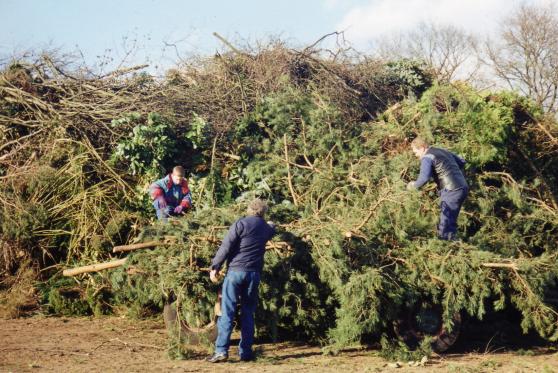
[215,270,260,359]
[154,205,180,221]
[152,198,180,222]
[438,187,468,240]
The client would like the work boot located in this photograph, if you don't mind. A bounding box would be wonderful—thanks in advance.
[206,353,228,363]
[240,354,254,362]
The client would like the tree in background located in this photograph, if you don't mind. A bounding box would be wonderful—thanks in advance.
[485,3,558,114]
[376,22,480,83]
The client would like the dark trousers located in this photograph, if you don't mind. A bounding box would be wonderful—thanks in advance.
[438,187,468,240]
[215,270,260,359]
[154,205,180,221]
[152,197,180,222]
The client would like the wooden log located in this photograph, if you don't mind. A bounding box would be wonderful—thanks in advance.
[112,240,167,253]
[266,241,292,251]
[283,133,299,206]
[223,152,241,161]
[63,258,127,277]
[482,262,519,270]
[195,236,220,244]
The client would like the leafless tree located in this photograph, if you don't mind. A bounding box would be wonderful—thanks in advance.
[485,3,558,113]
[376,22,480,83]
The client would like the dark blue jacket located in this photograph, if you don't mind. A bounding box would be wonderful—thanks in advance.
[210,216,276,272]
[415,147,468,191]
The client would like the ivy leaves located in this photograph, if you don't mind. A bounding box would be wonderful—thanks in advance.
[111,112,177,177]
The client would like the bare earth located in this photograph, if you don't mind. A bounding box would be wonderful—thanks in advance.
[1,316,557,373]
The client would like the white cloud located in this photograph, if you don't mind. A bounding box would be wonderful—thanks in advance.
[323,0,342,10]
[336,0,550,49]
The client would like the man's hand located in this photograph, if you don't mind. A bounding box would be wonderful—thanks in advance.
[156,196,167,209]
[210,269,220,284]
[407,181,417,191]
[174,205,184,214]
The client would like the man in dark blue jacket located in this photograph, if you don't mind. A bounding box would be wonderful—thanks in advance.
[407,137,469,240]
[206,198,276,363]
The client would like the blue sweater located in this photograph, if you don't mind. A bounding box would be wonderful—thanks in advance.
[210,216,276,272]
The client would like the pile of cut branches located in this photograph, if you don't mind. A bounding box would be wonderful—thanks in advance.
[1,40,557,355]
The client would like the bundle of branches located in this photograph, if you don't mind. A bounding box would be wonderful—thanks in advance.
[162,41,416,133]
[0,42,427,274]
[0,57,162,274]
[274,82,558,349]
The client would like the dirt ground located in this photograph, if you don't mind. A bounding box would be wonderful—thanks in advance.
[1,316,557,373]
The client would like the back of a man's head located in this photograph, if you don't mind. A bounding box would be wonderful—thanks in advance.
[247,198,268,217]
[411,137,429,150]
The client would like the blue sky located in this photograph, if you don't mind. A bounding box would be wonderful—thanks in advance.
[0,0,358,71]
[0,0,550,72]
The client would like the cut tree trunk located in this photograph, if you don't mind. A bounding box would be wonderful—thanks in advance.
[63,259,127,276]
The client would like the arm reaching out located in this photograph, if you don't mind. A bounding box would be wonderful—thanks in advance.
[410,154,434,189]
[210,220,243,271]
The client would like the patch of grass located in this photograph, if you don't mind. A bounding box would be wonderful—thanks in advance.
[479,359,502,369]
[515,348,536,356]
[252,346,282,365]
[0,260,38,318]
[166,325,210,360]
[377,335,433,362]
[446,364,482,373]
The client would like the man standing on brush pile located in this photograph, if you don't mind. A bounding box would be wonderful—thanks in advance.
[149,166,193,221]
[407,137,469,240]
[206,198,276,363]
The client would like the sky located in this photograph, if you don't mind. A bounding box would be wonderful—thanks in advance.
[0,0,553,73]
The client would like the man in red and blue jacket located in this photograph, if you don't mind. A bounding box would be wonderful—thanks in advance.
[149,166,193,221]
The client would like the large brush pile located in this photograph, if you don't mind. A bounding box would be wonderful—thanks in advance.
[109,81,558,352]
[1,41,557,354]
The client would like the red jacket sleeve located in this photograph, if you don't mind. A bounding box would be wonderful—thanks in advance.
[149,183,164,199]
[179,181,192,208]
